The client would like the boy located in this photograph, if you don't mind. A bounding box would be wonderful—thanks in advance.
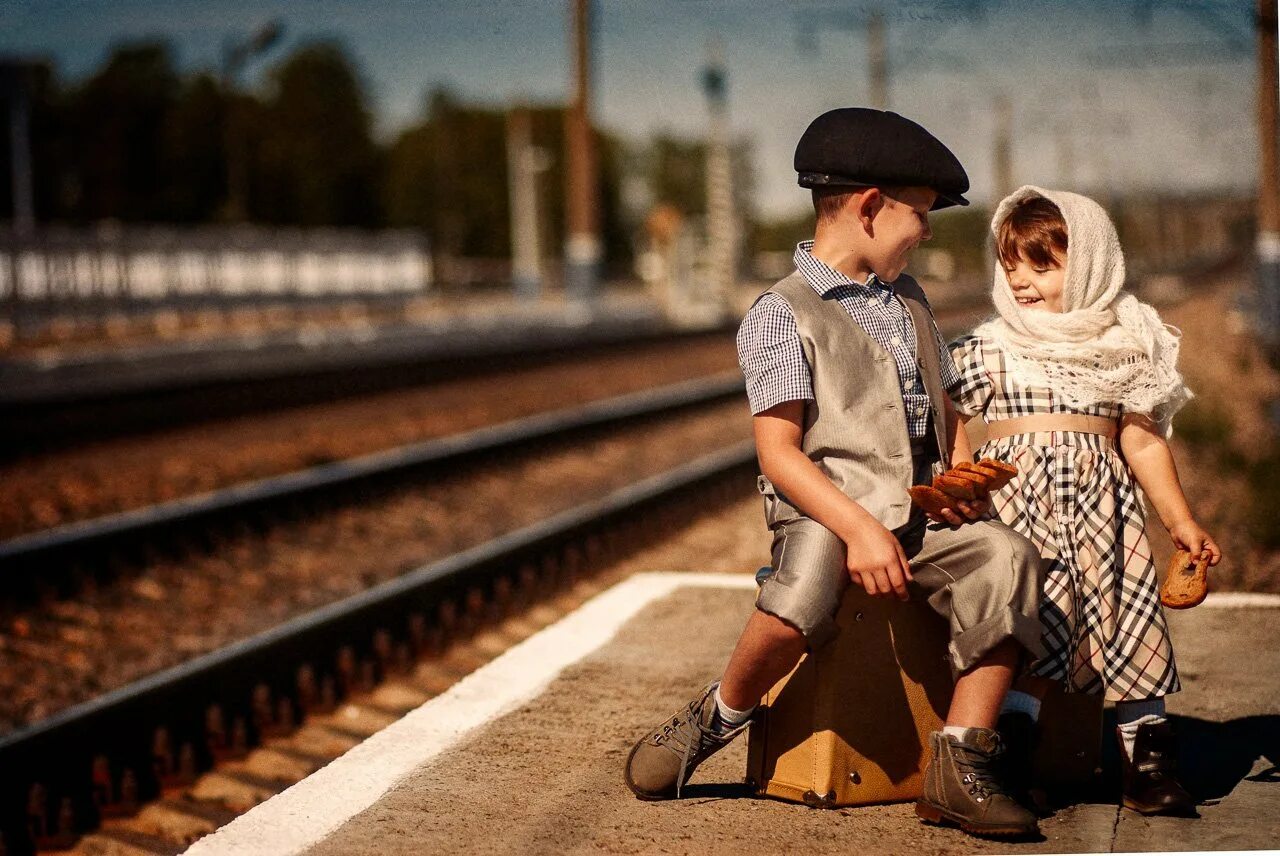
[622,108,1047,840]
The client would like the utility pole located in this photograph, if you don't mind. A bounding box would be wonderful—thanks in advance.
[506,105,549,300]
[868,10,888,110]
[703,41,736,320]
[220,20,283,223]
[797,7,890,109]
[0,60,34,236]
[992,94,1013,201]
[1258,0,1280,349]
[564,0,601,303]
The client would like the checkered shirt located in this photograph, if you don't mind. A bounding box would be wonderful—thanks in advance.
[949,334,1178,701]
[736,241,959,439]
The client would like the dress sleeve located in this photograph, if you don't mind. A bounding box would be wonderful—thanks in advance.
[946,334,993,419]
[930,315,961,392]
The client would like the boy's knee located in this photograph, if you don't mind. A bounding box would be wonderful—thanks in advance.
[1002,529,1041,574]
[967,524,1042,599]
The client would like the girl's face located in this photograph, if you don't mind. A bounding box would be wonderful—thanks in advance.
[1003,255,1066,313]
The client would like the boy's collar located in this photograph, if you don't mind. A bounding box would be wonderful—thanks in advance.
[794,240,891,297]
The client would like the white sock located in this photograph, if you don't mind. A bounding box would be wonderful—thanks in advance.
[1116,697,1166,724]
[1116,699,1167,760]
[1000,690,1042,722]
[942,725,973,741]
[713,685,755,731]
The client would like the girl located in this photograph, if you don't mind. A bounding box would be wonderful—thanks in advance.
[948,186,1221,817]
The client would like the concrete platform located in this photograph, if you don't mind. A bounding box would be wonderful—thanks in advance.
[184,573,1280,855]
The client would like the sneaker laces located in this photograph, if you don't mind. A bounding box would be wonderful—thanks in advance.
[652,699,720,799]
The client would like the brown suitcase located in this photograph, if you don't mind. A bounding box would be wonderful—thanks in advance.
[745,585,953,807]
[745,586,1104,808]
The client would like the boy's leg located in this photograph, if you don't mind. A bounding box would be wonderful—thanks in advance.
[947,638,1020,728]
[624,517,846,800]
[906,517,1045,838]
[717,609,808,711]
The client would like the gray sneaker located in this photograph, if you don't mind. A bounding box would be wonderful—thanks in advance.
[916,728,1040,839]
[623,682,750,800]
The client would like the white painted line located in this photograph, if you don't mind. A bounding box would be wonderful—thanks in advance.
[1201,591,1280,609]
[183,572,756,856]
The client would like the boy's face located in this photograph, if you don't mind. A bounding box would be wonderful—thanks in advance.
[867,187,935,282]
[1002,255,1066,313]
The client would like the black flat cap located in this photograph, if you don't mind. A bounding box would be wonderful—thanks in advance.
[795,107,970,210]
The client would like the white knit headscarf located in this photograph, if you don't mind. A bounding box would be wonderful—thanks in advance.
[973,185,1192,435]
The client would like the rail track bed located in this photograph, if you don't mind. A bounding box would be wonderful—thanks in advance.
[0,333,738,540]
[0,374,760,852]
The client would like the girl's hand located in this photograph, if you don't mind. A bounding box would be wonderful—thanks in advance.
[1168,519,1222,566]
[926,496,989,527]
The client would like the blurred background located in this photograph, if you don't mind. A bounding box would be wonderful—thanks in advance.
[0,2,1277,850]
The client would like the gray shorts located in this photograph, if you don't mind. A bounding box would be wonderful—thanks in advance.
[755,452,1047,673]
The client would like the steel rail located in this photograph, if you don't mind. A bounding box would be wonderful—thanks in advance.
[0,372,744,577]
[0,439,758,853]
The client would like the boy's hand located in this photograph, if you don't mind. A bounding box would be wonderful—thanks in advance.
[1168,519,1222,566]
[842,517,914,601]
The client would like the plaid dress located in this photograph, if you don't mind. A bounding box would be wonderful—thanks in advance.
[948,334,1178,701]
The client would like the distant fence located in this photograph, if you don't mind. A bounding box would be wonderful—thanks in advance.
[0,224,433,319]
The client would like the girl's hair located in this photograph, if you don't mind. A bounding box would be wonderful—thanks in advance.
[997,196,1068,268]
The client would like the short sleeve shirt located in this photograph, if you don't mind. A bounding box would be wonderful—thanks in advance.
[736,241,960,439]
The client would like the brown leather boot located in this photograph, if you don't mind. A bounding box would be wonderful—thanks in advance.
[916,729,1040,839]
[1120,719,1197,816]
[623,682,750,800]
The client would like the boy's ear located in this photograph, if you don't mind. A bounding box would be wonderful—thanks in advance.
[854,187,883,234]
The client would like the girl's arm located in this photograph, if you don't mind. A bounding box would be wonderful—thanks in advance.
[1119,413,1222,565]
[944,394,976,467]
[942,395,985,522]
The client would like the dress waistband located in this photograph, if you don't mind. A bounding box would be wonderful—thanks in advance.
[985,413,1117,441]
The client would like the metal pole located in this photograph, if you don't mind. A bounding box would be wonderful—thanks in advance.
[1257,0,1280,350]
[506,105,543,300]
[992,94,1013,202]
[220,21,283,224]
[703,42,735,321]
[564,0,601,303]
[868,10,888,110]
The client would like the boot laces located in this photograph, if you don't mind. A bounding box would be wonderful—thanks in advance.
[956,747,1008,804]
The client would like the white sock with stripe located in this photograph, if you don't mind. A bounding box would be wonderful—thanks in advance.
[713,685,755,734]
[1116,698,1167,760]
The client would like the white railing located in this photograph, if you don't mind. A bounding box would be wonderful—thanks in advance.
[0,224,433,309]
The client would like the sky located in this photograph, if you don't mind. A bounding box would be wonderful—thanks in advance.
[0,0,1262,218]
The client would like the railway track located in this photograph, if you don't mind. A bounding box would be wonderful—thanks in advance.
[0,373,743,597]
[1,320,730,453]
[0,439,757,854]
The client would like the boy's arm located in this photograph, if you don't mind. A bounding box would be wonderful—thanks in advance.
[1119,413,1222,565]
[755,401,915,600]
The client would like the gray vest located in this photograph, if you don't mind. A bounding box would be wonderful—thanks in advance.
[758,270,949,531]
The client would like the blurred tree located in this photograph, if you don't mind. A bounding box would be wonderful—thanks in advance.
[65,42,181,221]
[385,89,507,258]
[927,206,989,274]
[747,210,814,254]
[161,71,228,222]
[252,40,382,226]
[386,90,631,271]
